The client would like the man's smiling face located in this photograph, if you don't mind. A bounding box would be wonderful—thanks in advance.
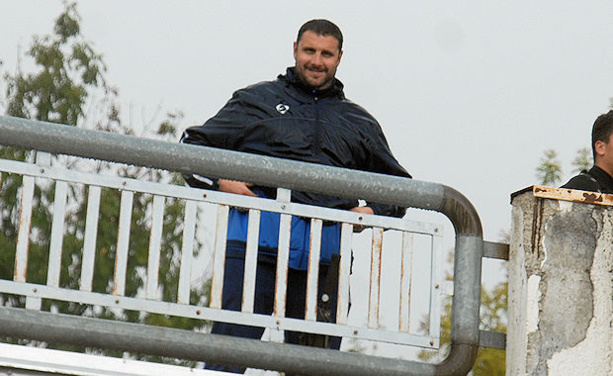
[293,30,343,91]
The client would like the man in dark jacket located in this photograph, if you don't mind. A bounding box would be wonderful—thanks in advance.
[562,110,613,194]
[181,19,410,373]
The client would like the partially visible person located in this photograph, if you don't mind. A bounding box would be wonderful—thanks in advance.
[562,110,613,193]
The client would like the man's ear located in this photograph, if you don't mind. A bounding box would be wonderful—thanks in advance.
[293,41,298,60]
[595,140,607,157]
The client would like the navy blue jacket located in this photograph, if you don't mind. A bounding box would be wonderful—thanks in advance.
[181,68,410,268]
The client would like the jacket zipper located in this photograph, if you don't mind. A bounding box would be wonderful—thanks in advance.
[313,93,322,155]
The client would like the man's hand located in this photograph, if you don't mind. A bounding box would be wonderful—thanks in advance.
[218,179,259,197]
[350,206,374,232]
[350,206,374,215]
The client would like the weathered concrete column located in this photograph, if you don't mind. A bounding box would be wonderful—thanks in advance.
[508,186,613,375]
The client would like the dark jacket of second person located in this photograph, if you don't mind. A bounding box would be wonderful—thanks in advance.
[561,165,613,194]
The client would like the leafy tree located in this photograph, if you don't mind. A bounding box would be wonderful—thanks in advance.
[472,283,507,375]
[418,252,507,374]
[417,286,507,374]
[536,149,562,186]
[572,147,592,173]
[0,1,206,361]
[535,147,594,187]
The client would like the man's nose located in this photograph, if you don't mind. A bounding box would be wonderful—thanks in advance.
[311,52,323,66]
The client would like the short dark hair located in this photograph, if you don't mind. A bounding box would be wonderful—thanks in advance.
[592,110,613,159]
[296,19,343,51]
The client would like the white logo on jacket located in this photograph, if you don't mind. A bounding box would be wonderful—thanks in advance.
[275,103,290,115]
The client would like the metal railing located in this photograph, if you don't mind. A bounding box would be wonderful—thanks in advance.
[0,116,485,375]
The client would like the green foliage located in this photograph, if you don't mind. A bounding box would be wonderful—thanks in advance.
[536,149,562,186]
[473,282,507,376]
[4,1,108,125]
[418,282,507,374]
[0,1,206,362]
[571,147,592,174]
[418,246,507,373]
[536,147,593,186]
[480,282,507,333]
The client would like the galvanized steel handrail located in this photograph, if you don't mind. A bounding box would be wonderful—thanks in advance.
[0,115,483,375]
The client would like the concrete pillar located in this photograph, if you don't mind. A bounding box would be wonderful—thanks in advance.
[508,186,613,375]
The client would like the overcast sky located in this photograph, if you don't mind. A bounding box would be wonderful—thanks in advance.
[2,1,613,257]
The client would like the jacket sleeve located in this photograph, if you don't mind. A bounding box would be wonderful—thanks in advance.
[362,121,412,218]
[179,90,249,190]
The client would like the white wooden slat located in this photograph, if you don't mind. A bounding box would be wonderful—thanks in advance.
[113,190,133,296]
[368,227,384,329]
[146,195,165,299]
[242,209,261,313]
[399,232,414,332]
[274,213,292,319]
[305,219,322,322]
[14,176,35,283]
[177,200,197,304]
[80,186,101,292]
[47,180,68,288]
[336,223,353,325]
[428,234,444,344]
[209,205,229,310]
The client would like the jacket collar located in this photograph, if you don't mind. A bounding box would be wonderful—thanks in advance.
[589,165,613,190]
[279,67,345,99]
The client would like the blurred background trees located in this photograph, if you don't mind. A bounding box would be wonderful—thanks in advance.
[0,2,206,363]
